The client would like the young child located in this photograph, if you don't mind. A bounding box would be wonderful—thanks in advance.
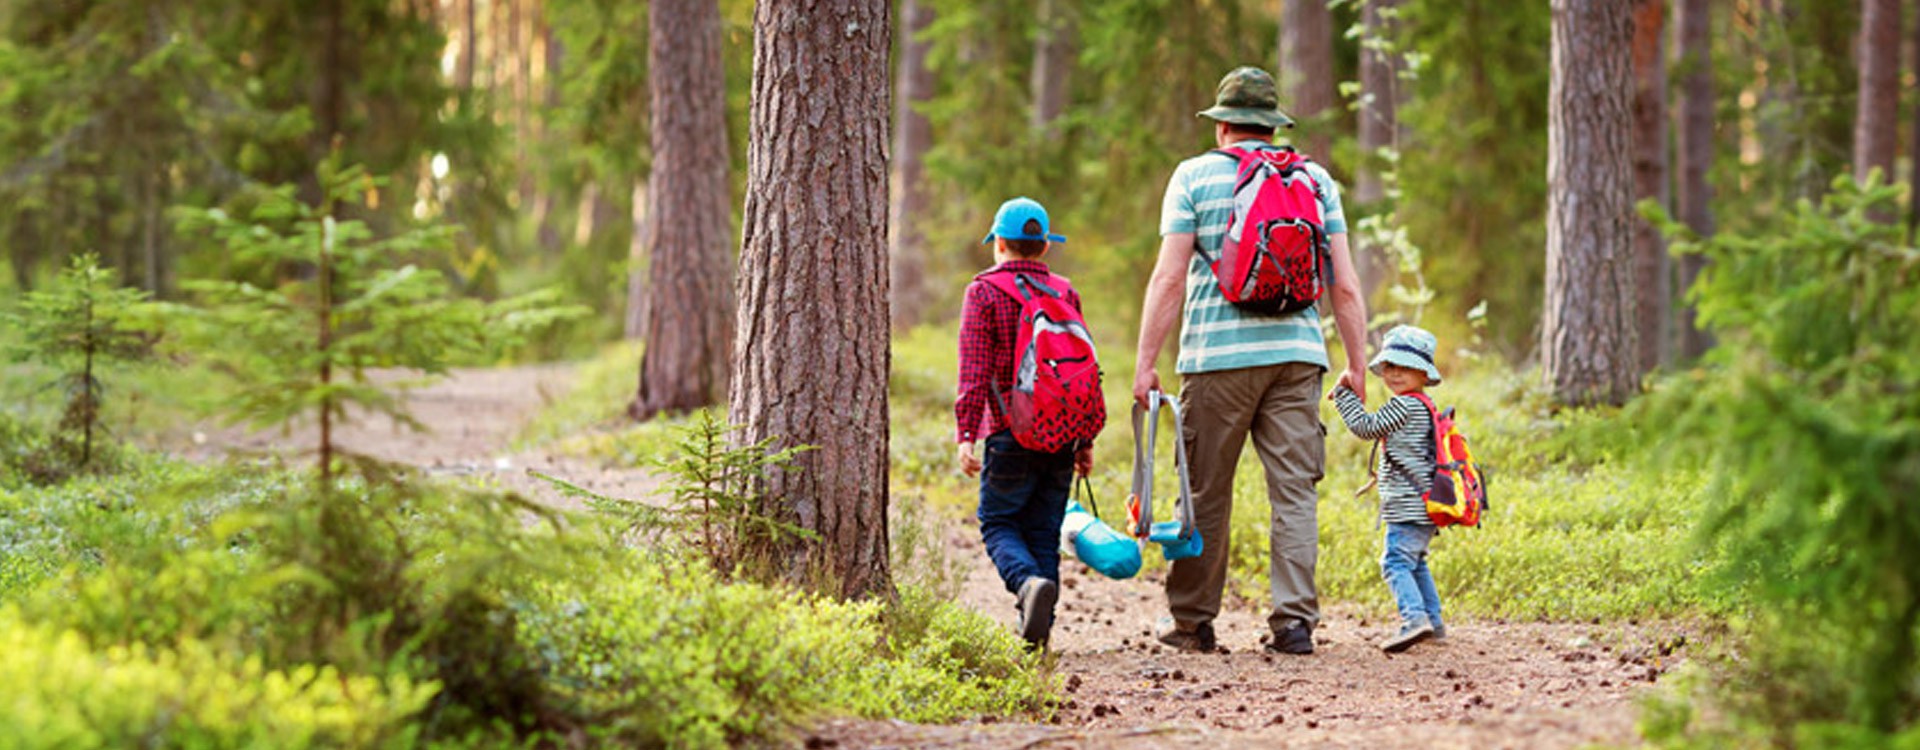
[1328,325,1446,653]
[954,196,1094,650]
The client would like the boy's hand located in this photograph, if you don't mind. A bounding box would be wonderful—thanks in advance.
[957,442,982,478]
[1074,445,1093,477]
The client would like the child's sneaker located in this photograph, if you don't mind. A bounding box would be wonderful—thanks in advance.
[1381,621,1434,653]
[1431,622,1447,640]
[1017,577,1058,648]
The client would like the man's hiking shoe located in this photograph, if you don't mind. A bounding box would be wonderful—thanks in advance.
[1016,577,1058,649]
[1155,620,1216,652]
[1381,622,1435,653]
[1265,623,1314,655]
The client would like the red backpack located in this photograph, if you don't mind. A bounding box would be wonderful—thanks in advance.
[1409,393,1489,528]
[1199,147,1331,315]
[980,270,1106,453]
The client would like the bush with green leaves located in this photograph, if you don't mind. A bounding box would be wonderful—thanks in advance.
[3,254,155,476]
[0,610,434,749]
[516,557,1053,749]
[172,155,579,485]
[1637,175,1920,741]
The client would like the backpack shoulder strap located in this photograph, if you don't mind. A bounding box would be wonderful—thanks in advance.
[1408,392,1446,458]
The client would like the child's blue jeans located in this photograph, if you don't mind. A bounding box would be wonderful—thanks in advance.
[1381,522,1444,630]
[977,431,1074,594]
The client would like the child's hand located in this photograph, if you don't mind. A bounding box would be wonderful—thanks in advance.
[1325,382,1349,402]
[1074,445,1093,478]
[957,442,982,478]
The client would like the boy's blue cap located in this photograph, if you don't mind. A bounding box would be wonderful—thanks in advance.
[981,197,1067,245]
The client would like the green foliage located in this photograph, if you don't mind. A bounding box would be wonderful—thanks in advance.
[1643,175,1920,735]
[172,157,579,483]
[516,564,1052,749]
[537,408,817,583]
[0,610,434,749]
[3,254,155,474]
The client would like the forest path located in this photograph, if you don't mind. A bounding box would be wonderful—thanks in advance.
[820,510,1690,749]
[177,365,1684,748]
[173,363,658,505]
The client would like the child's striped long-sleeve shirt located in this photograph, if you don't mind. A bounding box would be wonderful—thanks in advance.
[1331,386,1434,526]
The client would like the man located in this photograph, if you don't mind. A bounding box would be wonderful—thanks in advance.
[1132,66,1369,655]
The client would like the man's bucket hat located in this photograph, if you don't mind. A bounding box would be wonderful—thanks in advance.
[1196,66,1296,130]
[1368,325,1443,386]
[981,196,1067,245]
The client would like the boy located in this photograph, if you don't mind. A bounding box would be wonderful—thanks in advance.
[955,196,1095,649]
[1328,325,1447,653]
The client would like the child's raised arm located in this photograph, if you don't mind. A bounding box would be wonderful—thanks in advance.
[1329,386,1418,441]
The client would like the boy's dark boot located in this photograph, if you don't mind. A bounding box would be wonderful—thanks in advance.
[1017,577,1059,649]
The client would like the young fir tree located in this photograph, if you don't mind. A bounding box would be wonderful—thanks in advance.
[4,254,155,470]
[175,155,576,489]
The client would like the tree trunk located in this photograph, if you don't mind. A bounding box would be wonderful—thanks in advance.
[734,0,892,600]
[890,0,934,331]
[1911,4,1920,237]
[1630,0,1669,373]
[1545,0,1637,407]
[632,0,734,420]
[1855,0,1900,186]
[1354,0,1404,301]
[457,0,476,89]
[624,180,648,338]
[1281,0,1337,161]
[1674,0,1713,359]
[1030,0,1074,136]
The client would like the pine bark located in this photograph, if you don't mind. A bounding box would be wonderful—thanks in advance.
[1854,0,1900,186]
[1545,0,1638,407]
[1030,0,1074,135]
[1354,0,1404,301]
[1911,4,1920,236]
[1630,0,1670,373]
[890,0,934,331]
[733,0,893,599]
[632,0,734,420]
[1674,0,1713,359]
[1281,0,1337,161]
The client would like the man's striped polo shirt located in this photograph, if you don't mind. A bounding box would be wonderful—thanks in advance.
[1158,140,1348,375]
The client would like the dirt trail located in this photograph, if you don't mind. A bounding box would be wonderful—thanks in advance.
[181,365,1685,748]
[176,364,658,505]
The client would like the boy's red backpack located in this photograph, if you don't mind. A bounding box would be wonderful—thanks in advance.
[980,270,1106,453]
[1409,393,1490,528]
[1199,147,1331,316]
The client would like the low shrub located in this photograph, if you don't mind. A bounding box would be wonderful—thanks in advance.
[0,610,434,749]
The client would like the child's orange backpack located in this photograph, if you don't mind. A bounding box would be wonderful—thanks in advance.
[1409,393,1489,528]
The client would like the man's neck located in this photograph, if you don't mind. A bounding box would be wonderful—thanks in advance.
[1220,134,1271,148]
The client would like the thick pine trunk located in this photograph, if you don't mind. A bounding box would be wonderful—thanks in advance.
[1674,0,1713,359]
[1030,0,1074,135]
[632,0,734,420]
[890,0,934,331]
[1545,0,1637,407]
[1280,0,1336,161]
[1354,0,1403,301]
[734,0,892,599]
[1911,5,1920,237]
[1630,0,1669,373]
[1855,0,1900,185]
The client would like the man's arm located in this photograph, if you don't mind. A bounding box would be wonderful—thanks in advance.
[1325,232,1369,402]
[1133,232,1194,406]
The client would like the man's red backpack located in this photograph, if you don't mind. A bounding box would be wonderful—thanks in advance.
[980,270,1106,453]
[1200,147,1331,315]
[1409,393,1490,528]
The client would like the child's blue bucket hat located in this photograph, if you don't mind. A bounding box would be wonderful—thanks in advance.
[1369,325,1442,385]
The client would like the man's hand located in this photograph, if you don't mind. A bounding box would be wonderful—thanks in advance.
[957,441,981,478]
[1133,369,1161,408]
[1337,365,1367,404]
[1074,445,1093,478]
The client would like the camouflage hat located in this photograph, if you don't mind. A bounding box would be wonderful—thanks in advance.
[1196,66,1295,130]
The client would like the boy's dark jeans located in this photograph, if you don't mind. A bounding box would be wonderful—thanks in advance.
[977,430,1075,594]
